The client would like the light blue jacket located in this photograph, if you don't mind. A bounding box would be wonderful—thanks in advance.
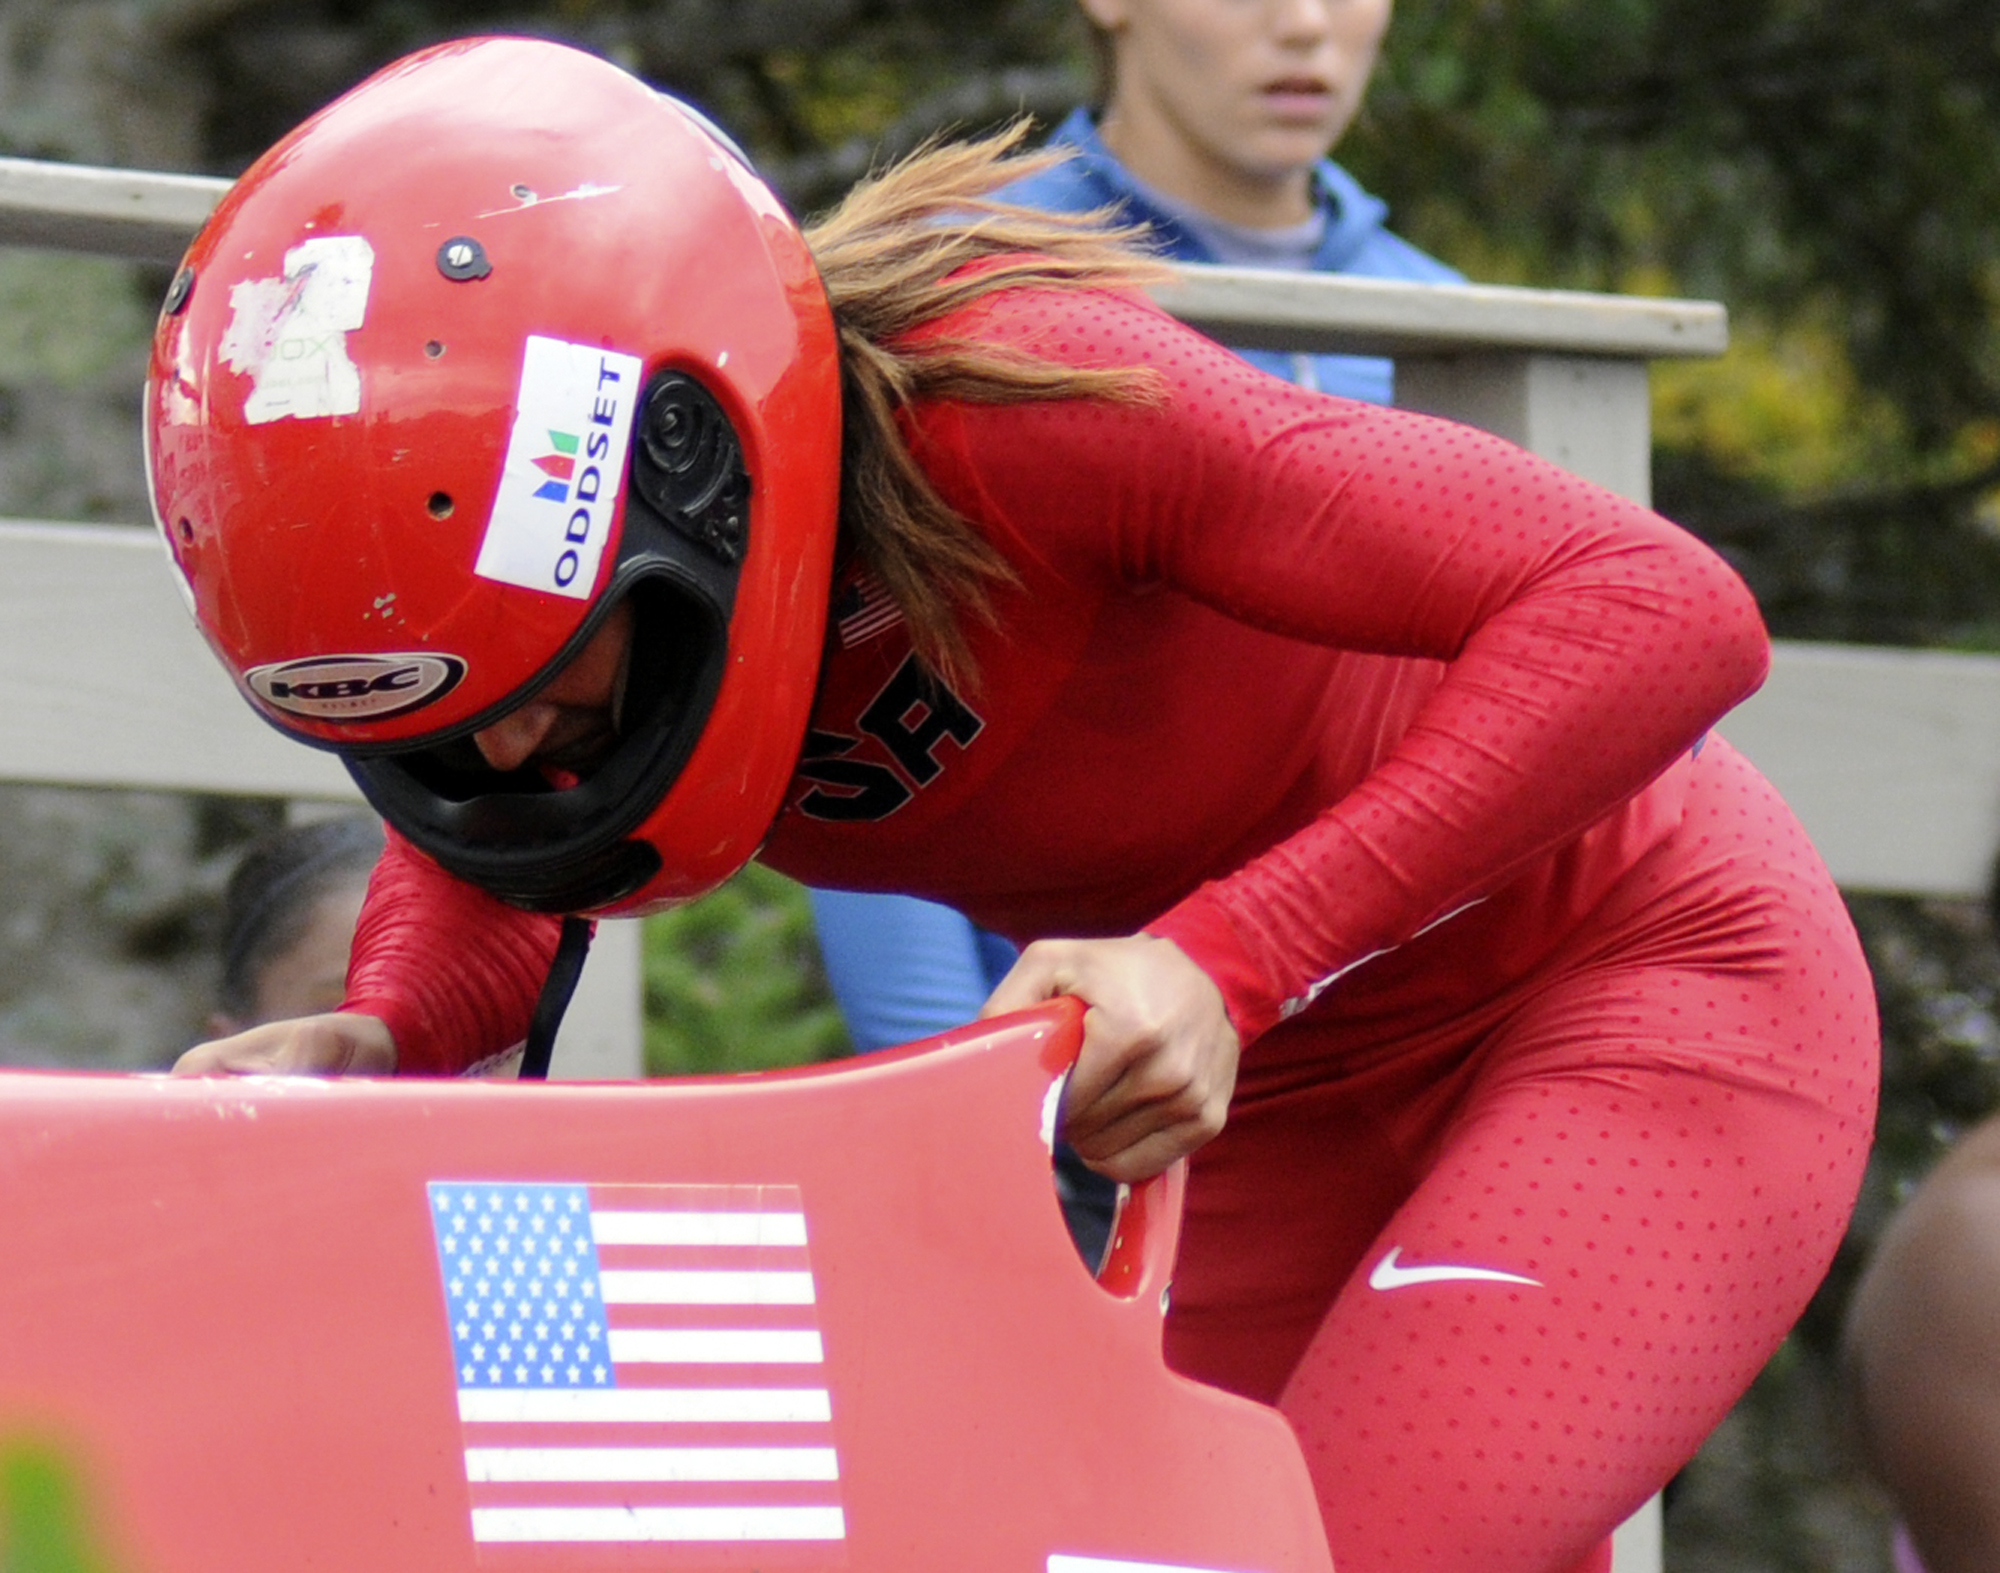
[995,108,1461,404]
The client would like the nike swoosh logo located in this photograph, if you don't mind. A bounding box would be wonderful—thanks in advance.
[1368,1246,1543,1291]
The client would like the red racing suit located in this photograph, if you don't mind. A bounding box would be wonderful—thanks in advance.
[347,283,1878,1573]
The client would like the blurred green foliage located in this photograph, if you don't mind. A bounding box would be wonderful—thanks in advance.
[641,864,850,1077]
[1351,0,2000,653]
[0,257,149,392]
[0,1439,116,1573]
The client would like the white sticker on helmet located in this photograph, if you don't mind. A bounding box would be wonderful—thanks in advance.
[476,335,644,600]
[246,652,466,722]
[220,235,373,425]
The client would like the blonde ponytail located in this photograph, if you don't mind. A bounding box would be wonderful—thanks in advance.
[803,123,1167,684]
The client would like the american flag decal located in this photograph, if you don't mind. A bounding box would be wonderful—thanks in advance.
[429,1181,846,1564]
[832,568,903,648]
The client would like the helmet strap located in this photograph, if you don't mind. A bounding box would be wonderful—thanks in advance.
[519,915,596,1080]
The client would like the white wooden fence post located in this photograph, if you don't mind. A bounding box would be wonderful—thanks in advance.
[1395,350,1655,506]
[1394,344,1666,1573]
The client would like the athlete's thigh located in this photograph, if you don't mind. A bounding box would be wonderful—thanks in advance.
[1163,1039,1456,1404]
[1277,845,1875,1566]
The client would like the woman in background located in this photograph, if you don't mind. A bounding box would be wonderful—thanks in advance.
[207,816,382,1037]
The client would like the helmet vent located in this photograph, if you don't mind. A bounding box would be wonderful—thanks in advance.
[632,372,751,564]
[426,491,455,520]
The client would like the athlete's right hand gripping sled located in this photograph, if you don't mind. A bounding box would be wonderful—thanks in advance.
[0,999,1333,1573]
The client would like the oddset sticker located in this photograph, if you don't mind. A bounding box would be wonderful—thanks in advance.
[476,335,643,600]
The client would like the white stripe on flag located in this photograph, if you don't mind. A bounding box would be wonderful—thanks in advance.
[600,1269,816,1305]
[606,1328,823,1364]
[840,607,900,645]
[466,1446,840,1484]
[590,1210,808,1247]
[472,1505,847,1544]
[459,1387,832,1424]
[1048,1558,1256,1573]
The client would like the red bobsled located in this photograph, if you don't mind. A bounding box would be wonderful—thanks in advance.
[0,1000,1332,1573]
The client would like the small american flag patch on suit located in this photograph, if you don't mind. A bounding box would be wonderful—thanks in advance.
[429,1180,846,1565]
[832,569,903,648]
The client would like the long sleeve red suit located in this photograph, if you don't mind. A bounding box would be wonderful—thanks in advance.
[344,284,1876,1573]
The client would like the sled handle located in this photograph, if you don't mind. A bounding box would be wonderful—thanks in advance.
[1094,1154,1185,1314]
[1038,996,1187,1316]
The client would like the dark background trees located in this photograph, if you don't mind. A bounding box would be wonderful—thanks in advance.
[1366,0,2000,651]
[5,3,2000,1567]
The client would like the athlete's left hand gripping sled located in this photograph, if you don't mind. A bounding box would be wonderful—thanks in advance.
[0,1001,1332,1573]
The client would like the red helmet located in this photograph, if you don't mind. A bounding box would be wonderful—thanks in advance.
[146,37,841,916]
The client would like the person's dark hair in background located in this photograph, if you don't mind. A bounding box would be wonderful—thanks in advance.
[209,816,384,1038]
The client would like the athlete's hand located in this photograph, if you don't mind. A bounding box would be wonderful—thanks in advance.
[172,1011,398,1077]
[982,934,1239,1184]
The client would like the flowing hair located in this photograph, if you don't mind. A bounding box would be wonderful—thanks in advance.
[802,122,1170,685]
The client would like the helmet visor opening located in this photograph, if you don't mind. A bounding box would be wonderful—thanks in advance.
[347,574,729,907]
